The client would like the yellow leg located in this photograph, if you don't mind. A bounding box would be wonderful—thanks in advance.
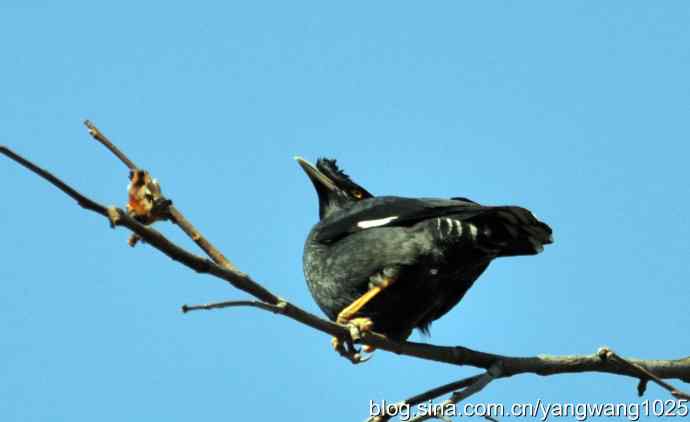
[331,273,396,358]
[337,287,381,324]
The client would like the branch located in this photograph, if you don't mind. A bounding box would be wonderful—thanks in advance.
[3,142,690,400]
[83,120,240,272]
[182,295,690,385]
[74,123,690,386]
[599,347,690,400]
[366,373,485,422]
[406,364,501,422]
[1,145,109,216]
[84,120,138,170]
[373,349,690,422]
[1,146,274,303]
[182,299,287,314]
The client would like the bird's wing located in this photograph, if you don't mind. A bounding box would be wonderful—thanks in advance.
[314,196,486,244]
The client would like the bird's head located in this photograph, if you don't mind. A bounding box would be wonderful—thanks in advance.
[295,156,373,219]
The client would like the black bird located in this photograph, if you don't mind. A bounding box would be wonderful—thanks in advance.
[296,157,553,360]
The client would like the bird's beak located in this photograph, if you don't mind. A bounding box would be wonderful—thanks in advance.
[294,156,338,193]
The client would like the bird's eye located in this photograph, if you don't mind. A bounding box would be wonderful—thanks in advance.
[351,190,363,199]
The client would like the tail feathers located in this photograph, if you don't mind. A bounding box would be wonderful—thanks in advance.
[474,206,553,257]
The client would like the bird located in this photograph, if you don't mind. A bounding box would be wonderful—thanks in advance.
[296,157,553,362]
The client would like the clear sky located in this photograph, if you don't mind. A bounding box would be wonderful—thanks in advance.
[2,2,689,421]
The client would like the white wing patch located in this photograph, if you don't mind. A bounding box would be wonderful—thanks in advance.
[357,216,399,229]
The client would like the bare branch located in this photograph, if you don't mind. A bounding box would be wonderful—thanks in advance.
[167,206,241,271]
[366,374,485,422]
[599,347,690,400]
[84,120,138,170]
[396,375,484,409]
[182,299,287,314]
[3,144,690,394]
[406,364,501,422]
[1,147,274,300]
[83,120,240,272]
[1,145,108,216]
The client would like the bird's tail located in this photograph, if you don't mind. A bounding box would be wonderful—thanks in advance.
[471,206,553,257]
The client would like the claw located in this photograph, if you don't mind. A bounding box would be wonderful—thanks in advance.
[331,335,371,364]
[331,317,375,364]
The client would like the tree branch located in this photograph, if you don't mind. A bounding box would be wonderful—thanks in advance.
[84,120,138,170]
[407,364,501,422]
[83,120,240,272]
[1,145,109,216]
[366,373,485,422]
[599,347,690,400]
[182,299,287,314]
[3,137,690,414]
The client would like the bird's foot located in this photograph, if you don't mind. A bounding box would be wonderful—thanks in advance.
[331,317,375,364]
[331,270,398,364]
[346,316,373,339]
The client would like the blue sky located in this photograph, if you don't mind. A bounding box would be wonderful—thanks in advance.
[2,2,689,421]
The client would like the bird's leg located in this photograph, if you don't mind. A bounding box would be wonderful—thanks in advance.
[336,270,396,325]
[332,267,399,360]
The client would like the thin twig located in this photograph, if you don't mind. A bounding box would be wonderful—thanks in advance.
[366,374,485,422]
[400,374,485,409]
[406,364,501,422]
[182,299,286,314]
[83,120,240,272]
[167,207,240,272]
[1,146,108,215]
[84,120,138,169]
